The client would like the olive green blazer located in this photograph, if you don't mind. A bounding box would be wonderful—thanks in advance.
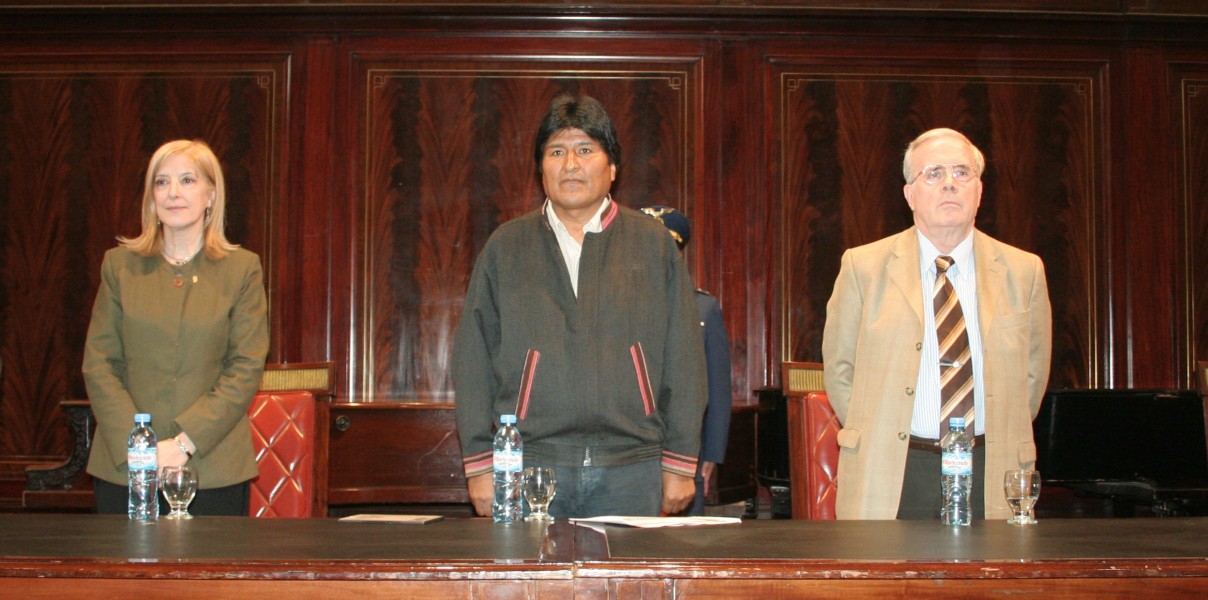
[84,246,269,489]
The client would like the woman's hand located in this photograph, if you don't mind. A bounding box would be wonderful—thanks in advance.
[157,439,190,469]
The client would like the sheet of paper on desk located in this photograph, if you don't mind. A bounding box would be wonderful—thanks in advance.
[570,516,742,528]
[338,514,444,524]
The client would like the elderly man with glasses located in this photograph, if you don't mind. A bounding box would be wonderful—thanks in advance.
[821,128,1053,521]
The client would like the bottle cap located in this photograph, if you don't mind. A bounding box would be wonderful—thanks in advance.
[949,417,965,428]
[134,413,151,423]
[500,414,517,425]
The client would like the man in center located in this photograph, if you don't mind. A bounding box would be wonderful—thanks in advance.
[453,94,706,518]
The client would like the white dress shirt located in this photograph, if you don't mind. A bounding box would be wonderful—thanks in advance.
[545,197,610,297]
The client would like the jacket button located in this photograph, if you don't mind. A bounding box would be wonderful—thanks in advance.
[905,387,914,396]
[915,342,922,351]
[898,432,908,440]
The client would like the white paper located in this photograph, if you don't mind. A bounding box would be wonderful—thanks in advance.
[338,514,443,524]
[569,515,741,528]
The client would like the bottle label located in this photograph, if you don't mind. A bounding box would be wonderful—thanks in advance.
[941,451,972,476]
[494,449,522,473]
[128,447,157,472]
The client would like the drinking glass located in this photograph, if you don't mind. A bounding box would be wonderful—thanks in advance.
[1003,469,1041,525]
[161,465,198,520]
[522,466,557,522]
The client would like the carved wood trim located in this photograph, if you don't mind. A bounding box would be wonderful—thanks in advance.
[23,401,92,492]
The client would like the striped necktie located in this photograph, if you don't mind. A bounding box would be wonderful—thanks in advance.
[935,255,974,437]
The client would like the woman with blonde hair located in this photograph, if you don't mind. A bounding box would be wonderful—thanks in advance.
[83,139,269,516]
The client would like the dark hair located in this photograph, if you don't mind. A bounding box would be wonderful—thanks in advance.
[533,94,622,170]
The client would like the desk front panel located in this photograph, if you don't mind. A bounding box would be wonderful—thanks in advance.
[6,515,1208,598]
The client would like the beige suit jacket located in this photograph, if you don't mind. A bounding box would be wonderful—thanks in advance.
[822,227,1052,520]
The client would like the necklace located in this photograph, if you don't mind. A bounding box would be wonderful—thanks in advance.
[162,244,201,266]
[163,243,201,287]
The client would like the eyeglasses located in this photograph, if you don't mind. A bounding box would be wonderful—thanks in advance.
[910,164,978,185]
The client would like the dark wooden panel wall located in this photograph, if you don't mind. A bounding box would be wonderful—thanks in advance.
[0,2,1205,507]
[349,48,702,400]
[775,58,1101,392]
[1187,70,1208,376]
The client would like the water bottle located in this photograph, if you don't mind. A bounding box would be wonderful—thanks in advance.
[492,414,523,523]
[127,413,159,521]
[940,416,973,526]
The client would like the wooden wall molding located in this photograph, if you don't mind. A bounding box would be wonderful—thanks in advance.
[0,49,288,505]
[0,0,1206,17]
[771,53,1105,390]
[348,49,702,401]
[1173,62,1208,385]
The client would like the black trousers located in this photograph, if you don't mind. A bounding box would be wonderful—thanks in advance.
[94,477,250,517]
[896,442,987,520]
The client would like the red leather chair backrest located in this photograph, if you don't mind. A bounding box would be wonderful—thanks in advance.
[248,390,316,518]
[782,362,840,520]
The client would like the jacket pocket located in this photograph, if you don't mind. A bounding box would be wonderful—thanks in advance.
[630,343,655,416]
[996,311,1028,330]
[837,427,862,450]
[515,349,540,420]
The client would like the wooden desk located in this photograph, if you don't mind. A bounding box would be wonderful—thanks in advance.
[0,513,573,597]
[577,518,1208,597]
[3,514,1208,598]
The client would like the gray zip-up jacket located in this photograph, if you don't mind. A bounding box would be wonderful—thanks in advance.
[453,201,706,478]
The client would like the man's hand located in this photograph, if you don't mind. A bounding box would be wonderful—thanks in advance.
[700,461,717,497]
[467,473,494,517]
[661,471,696,515]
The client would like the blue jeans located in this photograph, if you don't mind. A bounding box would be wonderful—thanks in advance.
[545,459,662,518]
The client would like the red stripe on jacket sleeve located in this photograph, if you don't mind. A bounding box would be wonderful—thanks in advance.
[463,450,493,478]
[661,449,699,477]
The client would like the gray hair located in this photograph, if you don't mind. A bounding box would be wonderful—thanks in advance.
[902,128,986,182]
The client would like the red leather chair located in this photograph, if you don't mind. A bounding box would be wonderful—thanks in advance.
[781,361,840,520]
[247,362,335,518]
[249,390,316,518]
